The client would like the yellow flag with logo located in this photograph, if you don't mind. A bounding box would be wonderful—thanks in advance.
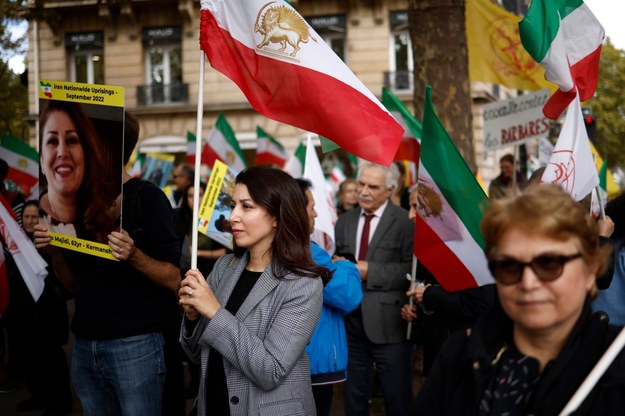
[466,0,556,92]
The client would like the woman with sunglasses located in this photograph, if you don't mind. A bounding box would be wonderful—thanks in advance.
[412,184,625,415]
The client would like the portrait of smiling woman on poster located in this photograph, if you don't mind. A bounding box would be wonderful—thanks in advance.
[39,100,117,243]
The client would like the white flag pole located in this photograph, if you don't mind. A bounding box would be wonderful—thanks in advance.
[191,51,206,271]
[559,326,625,415]
[406,255,418,340]
[595,186,606,220]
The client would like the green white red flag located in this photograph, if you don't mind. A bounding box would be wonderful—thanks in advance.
[283,142,306,178]
[203,113,247,172]
[416,86,493,291]
[381,87,421,163]
[519,0,604,119]
[0,134,39,199]
[255,127,289,168]
[199,0,403,166]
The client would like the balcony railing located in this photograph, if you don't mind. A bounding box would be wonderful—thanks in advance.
[137,82,189,106]
[383,71,414,93]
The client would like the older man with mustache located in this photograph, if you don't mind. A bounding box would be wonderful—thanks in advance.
[334,162,414,416]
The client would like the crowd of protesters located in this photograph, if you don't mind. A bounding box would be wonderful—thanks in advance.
[2,135,625,416]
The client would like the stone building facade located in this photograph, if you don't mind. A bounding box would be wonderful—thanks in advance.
[26,0,515,182]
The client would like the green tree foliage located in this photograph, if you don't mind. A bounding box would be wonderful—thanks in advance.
[0,59,28,138]
[0,0,28,140]
[586,39,625,170]
[0,0,27,62]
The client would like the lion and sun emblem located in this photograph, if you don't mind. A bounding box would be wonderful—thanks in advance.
[254,2,317,61]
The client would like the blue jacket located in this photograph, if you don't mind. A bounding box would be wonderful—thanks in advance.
[306,242,362,382]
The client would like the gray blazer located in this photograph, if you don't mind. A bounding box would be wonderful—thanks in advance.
[335,202,414,344]
[180,252,323,416]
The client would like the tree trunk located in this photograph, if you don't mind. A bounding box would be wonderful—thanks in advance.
[408,0,476,172]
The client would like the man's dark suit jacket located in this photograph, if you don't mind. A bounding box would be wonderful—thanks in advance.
[335,202,414,344]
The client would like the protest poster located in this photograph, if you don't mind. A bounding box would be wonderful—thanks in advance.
[38,79,124,260]
[142,153,175,188]
[483,89,551,151]
[198,160,235,250]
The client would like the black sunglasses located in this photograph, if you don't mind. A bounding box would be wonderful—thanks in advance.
[488,253,583,285]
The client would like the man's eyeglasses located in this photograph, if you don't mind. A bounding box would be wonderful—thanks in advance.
[488,253,583,285]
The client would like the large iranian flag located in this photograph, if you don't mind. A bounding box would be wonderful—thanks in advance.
[415,86,493,291]
[200,0,403,166]
[519,0,604,120]
[0,134,39,199]
[204,113,247,172]
[255,127,289,168]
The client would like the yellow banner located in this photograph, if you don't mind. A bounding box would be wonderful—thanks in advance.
[49,231,118,261]
[466,0,556,92]
[39,80,124,107]
[198,160,227,235]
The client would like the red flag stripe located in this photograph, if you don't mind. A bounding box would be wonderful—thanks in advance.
[393,139,420,163]
[255,153,287,167]
[415,216,478,292]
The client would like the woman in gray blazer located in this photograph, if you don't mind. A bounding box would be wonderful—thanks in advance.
[179,167,330,416]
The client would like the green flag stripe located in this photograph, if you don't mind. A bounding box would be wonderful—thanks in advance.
[599,159,607,190]
[257,126,286,150]
[382,87,422,139]
[421,86,487,247]
[0,134,38,161]
[519,0,562,62]
[560,0,584,20]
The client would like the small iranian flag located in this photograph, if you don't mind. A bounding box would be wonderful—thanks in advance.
[416,86,493,291]
[283,142,306,178]
[200,0,403,166]
[204,113,247,172]
[186,131,199,164]
[519,0,604,119]
[0,134,39,199]
[255,127,289,168]
[382,88,421,163]
[187,131,212,168]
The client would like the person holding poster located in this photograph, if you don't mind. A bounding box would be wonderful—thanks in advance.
[179,167,328,416]
[35,111,181,416]
[38,100,116,242]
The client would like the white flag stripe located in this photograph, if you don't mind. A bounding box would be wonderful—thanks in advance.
[303,136,336,255]
[562,5,605,65]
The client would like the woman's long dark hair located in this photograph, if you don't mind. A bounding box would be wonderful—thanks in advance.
[234,167,331,282]
[39,100,116,242]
